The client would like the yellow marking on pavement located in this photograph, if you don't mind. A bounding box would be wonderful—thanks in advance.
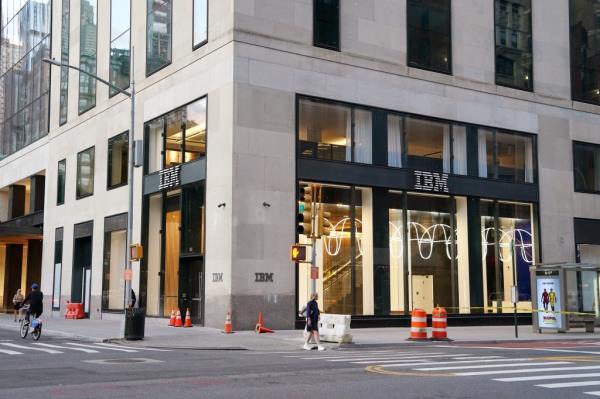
[365,365,453,377]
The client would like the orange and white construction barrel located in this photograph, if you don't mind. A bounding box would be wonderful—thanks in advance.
[408,308,428,341]
[431,307,451,341]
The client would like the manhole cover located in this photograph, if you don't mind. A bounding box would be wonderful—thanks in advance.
[83,358,163,365]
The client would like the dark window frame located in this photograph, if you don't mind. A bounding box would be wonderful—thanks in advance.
[406,0,453,75]
[57,158,66,205]
[313,0,340,51]
[52,227,64,311]
[107,131,129,190]
[192,0,209,50]
[76,146,95,199]
[78,0,99,115]
[109,0,132,98]
[296,94,538,185]
[573,140,600,194]
[145,0,174,77]
[569,0,600,106]
[493,0,534,92]
[59,0,70,126]
[143,95,208,175]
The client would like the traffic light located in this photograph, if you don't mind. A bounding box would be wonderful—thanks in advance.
[316,209,331,237]
[290,244,308,262]
[297,185,313,236]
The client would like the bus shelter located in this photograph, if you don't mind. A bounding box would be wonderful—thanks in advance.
[530,263,599,333]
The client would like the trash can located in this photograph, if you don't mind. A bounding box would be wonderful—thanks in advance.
[124,308,145,340]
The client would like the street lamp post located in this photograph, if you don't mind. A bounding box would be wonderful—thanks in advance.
[43,48,137,336]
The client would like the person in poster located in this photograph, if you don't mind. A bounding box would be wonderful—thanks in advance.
[541,288,549,311]
[537,277,563,330]
[549,288,557,312]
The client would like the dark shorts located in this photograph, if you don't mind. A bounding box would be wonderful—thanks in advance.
[306,318,319,332]
[13,303,22,311]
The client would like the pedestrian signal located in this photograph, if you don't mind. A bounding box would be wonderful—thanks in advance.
[290,245,308,262]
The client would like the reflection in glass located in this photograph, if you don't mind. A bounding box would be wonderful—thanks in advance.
[165,109,183,167]
[570,0,600,104]
[407,0,451,73]
[110,0,130,96]
[181,183,205,255]
[387,115,403,167]
[77,147,95,198]
[57,159,66,205]
[107,132,128,188]
[193,0,208,48]
[405,117,450,173]
[573,142,600,192]
[184,98,207,162]
[388,191,405,313]
[0,0,51,158]
[146,0,172,75]
[102,229,126,311]
[59,0,70,125]
[299,99,351,162]
[79,0,97,113]
[495,0,533,90]
[478,129,534,183]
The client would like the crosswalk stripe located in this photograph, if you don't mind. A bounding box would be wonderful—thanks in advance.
[532,348,600,355]
[32,343,99,353]
[383,358,531,368]
[537,381,600,389]
[415,361,571,372]
[352,354,476,365]
[453,356,503,360]
[0,343,62,354]
[0,348,23,355]
[584,391,600,396]
[292,351,422,360]
[94,343,170,352]
[330,353,462,363]
[495,372,600,382]
[66,343,137,352]
[457,365,600,376]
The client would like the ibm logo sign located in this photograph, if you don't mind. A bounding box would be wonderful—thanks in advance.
[413,170,449,193]
[158,165,181,190]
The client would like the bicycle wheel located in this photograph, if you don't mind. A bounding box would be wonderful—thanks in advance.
[32,325,41,341]
[20,320,29,339]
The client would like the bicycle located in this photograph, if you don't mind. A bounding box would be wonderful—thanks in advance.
[19,305,42,341]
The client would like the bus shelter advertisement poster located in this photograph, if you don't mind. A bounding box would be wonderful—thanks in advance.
[537,277,562,329]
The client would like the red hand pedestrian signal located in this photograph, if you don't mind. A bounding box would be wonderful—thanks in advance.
[290,245,308,262]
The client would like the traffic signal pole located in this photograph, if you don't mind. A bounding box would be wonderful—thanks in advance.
[311,184,318,295]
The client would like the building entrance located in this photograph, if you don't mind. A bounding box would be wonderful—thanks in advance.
[72,236,92,317]
[179,257,203,324]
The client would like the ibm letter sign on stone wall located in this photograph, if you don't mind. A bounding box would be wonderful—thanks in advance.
[414,170,449,193]
[158,165,181,191]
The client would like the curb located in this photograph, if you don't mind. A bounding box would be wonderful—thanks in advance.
[0,322,107,343]
[338,337,600,348]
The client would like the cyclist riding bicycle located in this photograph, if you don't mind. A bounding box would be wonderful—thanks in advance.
[23,283,43,321]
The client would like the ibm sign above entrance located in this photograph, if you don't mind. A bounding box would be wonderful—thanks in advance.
[158,165,181,191]
[413,170,449,193]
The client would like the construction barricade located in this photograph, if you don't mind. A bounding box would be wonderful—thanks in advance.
[64,302,85,319]
[408,308,428,340]
[431,307,451,341]
[318,314,352,343]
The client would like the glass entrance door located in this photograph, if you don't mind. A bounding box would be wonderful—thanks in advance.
[179,257,203,324]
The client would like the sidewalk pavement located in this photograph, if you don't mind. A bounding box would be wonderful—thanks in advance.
[1,314,599,350]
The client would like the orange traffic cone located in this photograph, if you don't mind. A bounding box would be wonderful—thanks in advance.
[183,308,193,328]
[168,309,176,326]
[255,312,274,333]
[174,309,183,327]
[223,312,233,334]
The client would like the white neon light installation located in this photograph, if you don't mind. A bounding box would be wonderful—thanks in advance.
[319,218,533,264]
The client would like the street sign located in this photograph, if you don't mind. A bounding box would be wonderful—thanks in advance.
[310,267,319,280]
[290,244,308,262]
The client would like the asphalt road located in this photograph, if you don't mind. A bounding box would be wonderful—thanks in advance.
[1,327,600,399]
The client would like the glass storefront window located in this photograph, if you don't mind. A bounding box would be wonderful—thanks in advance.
[298,98,372,164]
[405,117,450,173]
[165,109,183,167]
[407,194,455,313]
[478,128,535,183]
[482,200,535,313]
[389,191,405,314]
[184,98,207,162]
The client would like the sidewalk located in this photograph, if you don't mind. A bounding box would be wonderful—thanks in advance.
[1,314,599,350]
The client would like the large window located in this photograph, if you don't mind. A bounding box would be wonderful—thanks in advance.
[298,98,372,164]
[478,128,535,183]
[79,0,98,114]
[102,225,126,311]
[570,0,600,104]
[388,114,467,174]
[59,0,70,125]
[53,228,64,310]
[407,0,452,74]
[0,0,51,159]
[76,147,95,199]
[57,159,66,205]
[314,0,340,50]
[495,0,533,90]
[145,97,207,174]
[574,141,600,193]
[110,0,131,96]
[193,0,208,49]
[107,132,128,189]
[146,0,172,76]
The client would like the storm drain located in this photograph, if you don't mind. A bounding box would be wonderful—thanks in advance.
[83,358,163,365]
